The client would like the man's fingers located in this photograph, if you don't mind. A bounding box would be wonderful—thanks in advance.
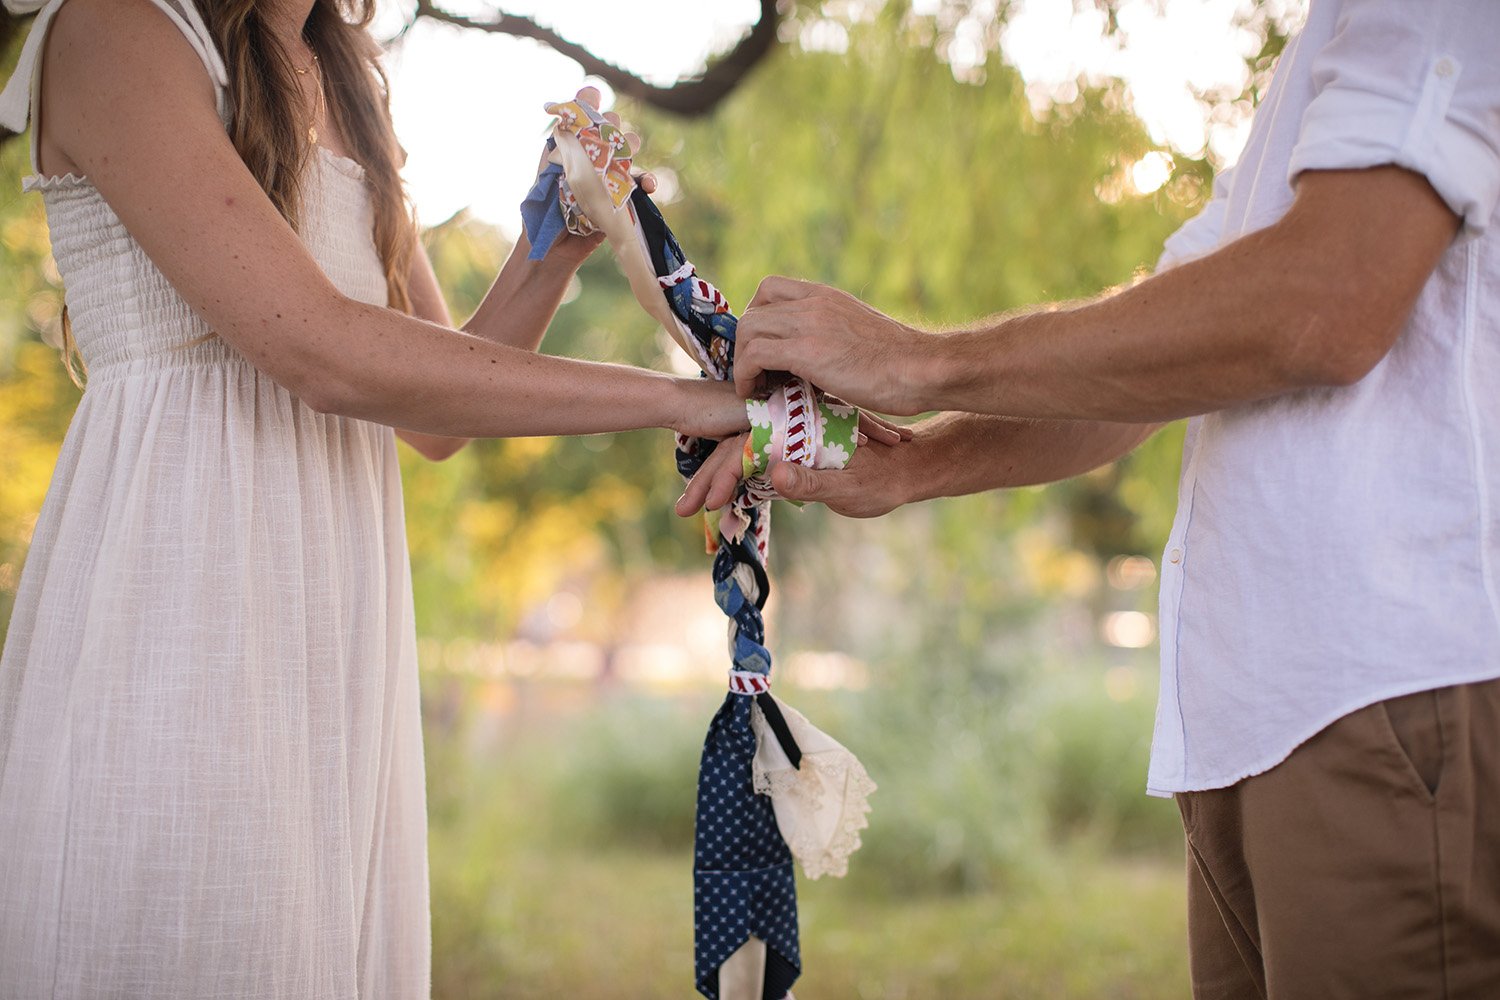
[770,462,838,503]
[748,275,817,309]
[732,339,763,398]
[637,171,658,194]
[734,308,799,397]
[576,86,602,110]
[734,329,817,398]
[675,469,711,517]
[704,462,742,511]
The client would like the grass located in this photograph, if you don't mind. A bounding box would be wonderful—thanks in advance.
[424,687,1190,999]
[433,843,1187,999]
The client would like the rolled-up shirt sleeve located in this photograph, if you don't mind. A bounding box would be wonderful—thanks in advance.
[1288,0,1500,238]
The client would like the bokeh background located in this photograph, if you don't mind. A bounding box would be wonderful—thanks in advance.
[0,2,1306,996]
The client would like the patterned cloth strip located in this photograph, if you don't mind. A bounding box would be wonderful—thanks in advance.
[633,188,829,999]
[744,379,860,490]
[518,99,633,261]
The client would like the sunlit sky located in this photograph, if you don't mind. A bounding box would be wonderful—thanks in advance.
[374,0,1307,234]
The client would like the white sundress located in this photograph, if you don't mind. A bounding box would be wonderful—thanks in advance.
[0,3,431,996]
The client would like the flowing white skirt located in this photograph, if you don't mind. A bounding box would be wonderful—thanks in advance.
[0,352,430,998]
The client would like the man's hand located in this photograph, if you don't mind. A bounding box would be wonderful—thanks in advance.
[734,278,934,415]
[675,431,917,520]
[674,412,1161,520]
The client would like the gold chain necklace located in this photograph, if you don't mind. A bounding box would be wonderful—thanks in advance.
[294,52,323,146]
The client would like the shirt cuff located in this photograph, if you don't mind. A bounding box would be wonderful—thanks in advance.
[1288,56,1500,239]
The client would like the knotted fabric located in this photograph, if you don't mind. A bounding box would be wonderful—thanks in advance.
[522,99,874,1000]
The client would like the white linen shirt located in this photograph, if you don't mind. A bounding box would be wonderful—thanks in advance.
[1147,0,1500,797]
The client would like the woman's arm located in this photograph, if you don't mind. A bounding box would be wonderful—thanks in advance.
[38,0,746,441]
[394,234,469,460]
[395,222,596,460]
[398,89,640,460]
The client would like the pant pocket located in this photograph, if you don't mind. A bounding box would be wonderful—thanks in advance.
[1379,688,1445,798]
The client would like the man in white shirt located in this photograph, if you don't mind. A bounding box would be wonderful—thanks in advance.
[678,1,1500,994]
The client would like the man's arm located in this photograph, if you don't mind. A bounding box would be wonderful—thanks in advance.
[676,412,1158,518]
[732,167,1460,422]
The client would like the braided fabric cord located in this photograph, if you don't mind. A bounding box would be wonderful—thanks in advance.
[522,99,873,1000]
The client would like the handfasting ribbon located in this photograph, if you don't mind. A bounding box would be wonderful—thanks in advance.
[523,100,874,1000]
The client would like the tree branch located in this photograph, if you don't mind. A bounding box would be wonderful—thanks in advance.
[0,2,783,153]
[410,0,782,117]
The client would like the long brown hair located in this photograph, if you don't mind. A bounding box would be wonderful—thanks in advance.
[61,0,415,383]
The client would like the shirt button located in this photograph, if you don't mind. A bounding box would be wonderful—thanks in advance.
[1435,58,1456,78]
[1169,548,1182,565]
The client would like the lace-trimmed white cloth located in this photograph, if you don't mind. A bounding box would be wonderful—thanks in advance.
[751,699,875,880]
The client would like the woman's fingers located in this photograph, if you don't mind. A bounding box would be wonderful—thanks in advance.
[858,410,913,444]
[676,435,746,517]
[575,86,602,109]
[858,413,900,446]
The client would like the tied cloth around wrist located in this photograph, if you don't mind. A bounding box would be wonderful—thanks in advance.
[522,99,875,1000]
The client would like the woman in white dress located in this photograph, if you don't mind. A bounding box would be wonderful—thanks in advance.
[0,0,770,995]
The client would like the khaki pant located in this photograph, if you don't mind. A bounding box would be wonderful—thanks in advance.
[1177,678,1500,999]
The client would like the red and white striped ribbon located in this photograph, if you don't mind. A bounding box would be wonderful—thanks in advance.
[728,670,771,695]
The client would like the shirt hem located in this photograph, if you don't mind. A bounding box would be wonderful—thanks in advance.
[1145,666,1500,799]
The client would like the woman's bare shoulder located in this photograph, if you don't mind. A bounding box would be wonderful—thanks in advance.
[49,0,217,103]
[39,0,220,175]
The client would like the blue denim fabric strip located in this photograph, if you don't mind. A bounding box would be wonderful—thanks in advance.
[519,159,567,261]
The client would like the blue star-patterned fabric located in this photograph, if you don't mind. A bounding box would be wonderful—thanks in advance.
[694,695,800,1000]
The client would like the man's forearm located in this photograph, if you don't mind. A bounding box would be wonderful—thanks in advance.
[743,409,1160,519]
[928,230,1328,421]
[924,169,1458,422]
[900,412,1161,503]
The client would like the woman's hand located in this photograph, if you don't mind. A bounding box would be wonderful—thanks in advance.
[671,379,753,440]
[542,87,657,270]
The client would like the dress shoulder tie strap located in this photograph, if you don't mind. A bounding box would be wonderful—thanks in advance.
[0,0,230,173]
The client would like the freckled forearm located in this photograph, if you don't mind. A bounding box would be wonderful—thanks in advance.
[461,234,582,352]
[308,297,686,437]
